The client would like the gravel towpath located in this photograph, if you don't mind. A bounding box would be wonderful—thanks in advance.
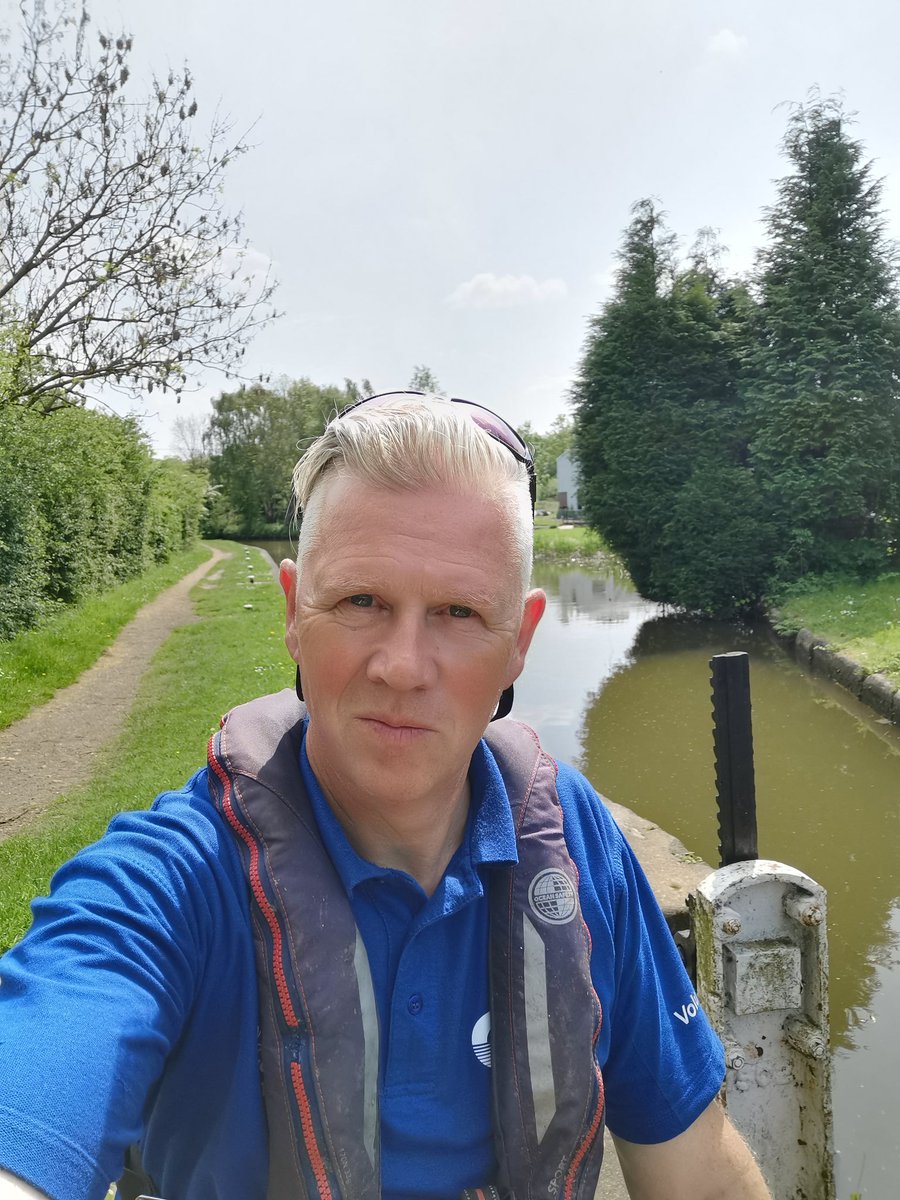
[0,546,229,842]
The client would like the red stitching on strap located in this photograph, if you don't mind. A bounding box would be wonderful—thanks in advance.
[208,739,299,1028]
[563,1057,605,1200]
[291,1061,334,1200]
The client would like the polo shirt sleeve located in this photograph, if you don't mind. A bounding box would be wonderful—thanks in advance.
[0,770,243,1200]
[555,761,725,1145]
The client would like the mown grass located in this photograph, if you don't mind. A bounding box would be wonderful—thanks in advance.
[773,572,900,686]
[0,543,212,730]
[532,524,607,559]
[0,541,290,952]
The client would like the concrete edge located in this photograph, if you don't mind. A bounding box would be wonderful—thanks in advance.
[605,798,712,928]
[784,627,900,725]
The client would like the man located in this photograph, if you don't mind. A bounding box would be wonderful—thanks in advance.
[0,393,770,1199]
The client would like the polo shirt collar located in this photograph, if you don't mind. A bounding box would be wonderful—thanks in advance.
[298,720,518,898]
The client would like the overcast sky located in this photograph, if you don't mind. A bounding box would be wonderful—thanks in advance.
[82,0,900,452]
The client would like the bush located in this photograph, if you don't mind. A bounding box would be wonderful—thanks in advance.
[653,466,777,617]
[0,406,208,639]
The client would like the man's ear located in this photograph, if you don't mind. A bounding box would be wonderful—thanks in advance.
[506,588,546,685]
[279,558,300,661]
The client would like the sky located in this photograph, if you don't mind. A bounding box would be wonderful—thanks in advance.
[71,0,900,451]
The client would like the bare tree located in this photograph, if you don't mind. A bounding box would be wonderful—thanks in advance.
[0,0,278,410]
[170,411,209,463]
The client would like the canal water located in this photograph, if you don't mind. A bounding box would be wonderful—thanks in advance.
[253,542,899,1196]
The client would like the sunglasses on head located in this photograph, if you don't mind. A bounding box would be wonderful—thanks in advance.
[338,390,537,514]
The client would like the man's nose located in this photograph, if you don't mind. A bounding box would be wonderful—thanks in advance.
[366,614,437,691]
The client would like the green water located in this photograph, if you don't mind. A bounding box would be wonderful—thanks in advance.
[523,562,899,1198]
[251,543,899,1195]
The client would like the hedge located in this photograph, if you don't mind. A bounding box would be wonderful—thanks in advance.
[0,404,208,640]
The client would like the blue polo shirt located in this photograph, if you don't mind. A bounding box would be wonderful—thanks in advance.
[301,729,519,1196]
[0,726,725,1200]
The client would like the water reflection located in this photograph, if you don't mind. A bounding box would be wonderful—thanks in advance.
[531,561,654,624]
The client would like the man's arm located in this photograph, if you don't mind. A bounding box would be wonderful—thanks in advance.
[0,1171,48,1199]
[612,1099,771,1200]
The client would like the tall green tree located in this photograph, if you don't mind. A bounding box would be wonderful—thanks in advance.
[205,378,348,533]
[573,200,758,610]
[747,95,900,580]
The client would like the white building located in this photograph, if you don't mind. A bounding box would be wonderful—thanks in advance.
[556,448,581,513]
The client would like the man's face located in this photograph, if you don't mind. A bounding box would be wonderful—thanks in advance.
[280,474,544,816]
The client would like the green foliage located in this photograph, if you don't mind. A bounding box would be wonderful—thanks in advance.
[573,96,900,615]
[653,466,776,617]
[0,405,207,639]
[0,544,289,951]
[343,377,376,403]
[519,414,574,501]
[205,378,351,534]
[770,571,900,685]
[572,200,753,611]
[747,94,900,582]
[532,524,606,560]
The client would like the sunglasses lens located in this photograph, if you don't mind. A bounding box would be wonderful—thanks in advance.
[339,392,535,482]
[452,403,531,465]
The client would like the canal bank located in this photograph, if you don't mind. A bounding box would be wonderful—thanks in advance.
[787,626,900,724]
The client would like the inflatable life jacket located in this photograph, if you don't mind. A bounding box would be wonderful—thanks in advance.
[206,689,605,1200]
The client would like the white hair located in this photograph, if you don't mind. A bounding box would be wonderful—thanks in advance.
[293,394,533,599]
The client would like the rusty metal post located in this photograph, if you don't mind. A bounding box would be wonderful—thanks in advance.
[710,651,758,866]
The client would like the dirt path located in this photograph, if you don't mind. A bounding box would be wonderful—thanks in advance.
[0,546,230,841]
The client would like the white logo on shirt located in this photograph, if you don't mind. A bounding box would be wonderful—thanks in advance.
[673,992,701,1026]
[471,1011,491,1067]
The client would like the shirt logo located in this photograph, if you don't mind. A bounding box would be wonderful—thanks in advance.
[471,1011,492,1067]
[673,992,701,1026]
[528,868,577,924]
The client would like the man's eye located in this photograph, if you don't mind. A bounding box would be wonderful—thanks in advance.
[348,594,374,607]
[448,604,474,619]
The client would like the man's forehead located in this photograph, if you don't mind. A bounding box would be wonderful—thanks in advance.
[299,474,520,599]
[311,471,511,533]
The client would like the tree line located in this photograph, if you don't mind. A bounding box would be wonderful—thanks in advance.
[0,1,273,641]
[179,365,572,538]
[572,94,900,616]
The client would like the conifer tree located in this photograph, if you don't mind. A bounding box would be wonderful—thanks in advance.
[747,95,900,580]
[572,200,682,596]
[573,201,758,610]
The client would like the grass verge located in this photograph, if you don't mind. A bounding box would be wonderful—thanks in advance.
[0,541,290,952]
[532,524,607,560]
[0,543,212,730]
[772,572,900,686]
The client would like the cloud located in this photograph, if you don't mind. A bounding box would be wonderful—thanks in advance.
[445,272,568,309]
[706,29,748,57]
[217,243,276,292]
